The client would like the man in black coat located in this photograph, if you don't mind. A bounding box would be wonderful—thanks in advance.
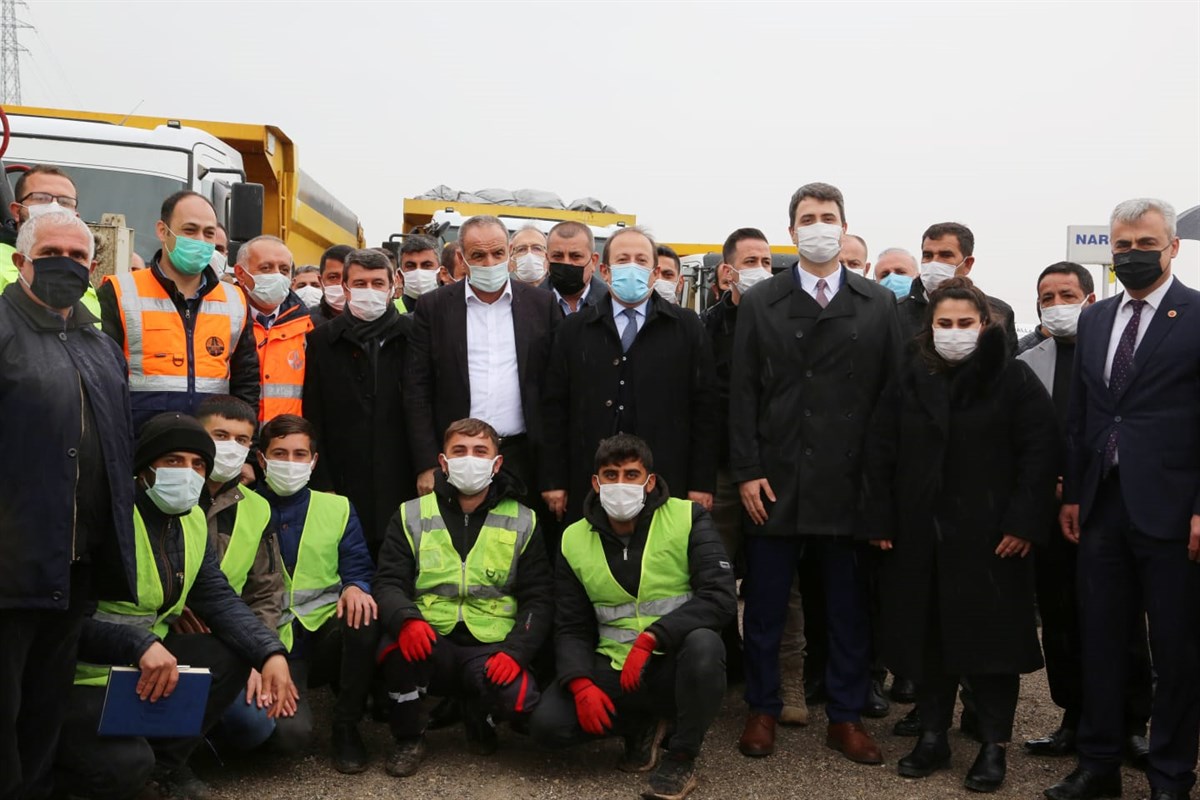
[404,215,559,508]
[897,222,1018,353]
[540,227,719,526]
[0,212,138,800]
[730,183,900,764]
[304,249,415,555]
[1047,199,1200,800]
[540,220,611,316]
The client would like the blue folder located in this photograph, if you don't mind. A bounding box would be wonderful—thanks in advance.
[98,666,212,738]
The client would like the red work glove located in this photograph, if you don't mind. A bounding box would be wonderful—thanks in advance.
[398,619,437,662]
[620,632,656,693]
[569,677,616,735]
[485,652,522,686]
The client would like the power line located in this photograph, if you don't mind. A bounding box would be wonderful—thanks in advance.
[1,0,33,105]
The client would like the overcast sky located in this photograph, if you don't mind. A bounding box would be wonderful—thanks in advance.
[14,0,1200,321]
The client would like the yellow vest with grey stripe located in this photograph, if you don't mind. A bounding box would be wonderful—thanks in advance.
[400,492,536,643]
[0,241,103,323]
[74,505,208,687]
[218,487,272,595]
[277,492,351,651]
[560,497,694,670]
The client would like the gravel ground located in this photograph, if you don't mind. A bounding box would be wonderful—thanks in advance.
[196,668,1167,800]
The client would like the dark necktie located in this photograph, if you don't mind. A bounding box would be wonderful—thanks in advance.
[256,312,273,330]
[1103,299,1146,472]
[620,307,638,353]
[815,278,830,309]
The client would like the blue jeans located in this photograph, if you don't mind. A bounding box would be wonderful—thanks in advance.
[215,694,276,752]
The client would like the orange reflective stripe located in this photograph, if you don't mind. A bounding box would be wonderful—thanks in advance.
[253,310,313,421]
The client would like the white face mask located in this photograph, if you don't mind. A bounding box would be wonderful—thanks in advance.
[597,478,649,522]
[347,286,390,321]
[735,266,771,293]
[146,467,206,516]
[932,327,981,363]
[514,253,546,283]
[652,279,679,304]
[210,439,250,484]
[210,250,230,276]
[920,260,960,294]
[1040,302,1084,338]
[24,201,75,220]
[444,455,498,496]
[402,268,441,299]
[794,223,843,264]
[295,284,324,308]
[468,261,510,293]
[247,271,291,309]
[323,283,346,311]
[264,459,313,496]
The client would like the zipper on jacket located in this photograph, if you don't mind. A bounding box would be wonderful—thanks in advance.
[70,375,83,563]
[160,518,179,607]
[183,304,196,396]
[623,545,628,561]
[265,530,276,573]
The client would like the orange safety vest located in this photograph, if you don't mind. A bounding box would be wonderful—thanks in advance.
[108,269,248,397]
[252,302,314,422]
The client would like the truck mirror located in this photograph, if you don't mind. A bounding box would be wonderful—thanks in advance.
[228,183,264,242]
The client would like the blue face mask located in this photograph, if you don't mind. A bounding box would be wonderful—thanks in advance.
[166,227,216,276]
[609,264,652,304]
[879,273,913,299]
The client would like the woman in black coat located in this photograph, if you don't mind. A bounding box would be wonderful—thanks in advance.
[860,277,1058,793]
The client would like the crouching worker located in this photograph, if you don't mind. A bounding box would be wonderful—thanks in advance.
[258,414,381,774]
[55,412,296,800]
[375,418,552,778]
[530,434,736,800]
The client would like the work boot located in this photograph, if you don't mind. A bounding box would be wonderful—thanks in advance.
[641,751,698,800]
[778,654,809,726]
[964,742,1007,793]
[463,709,498,756]
[331,722,369,774]
[619,719,668,773]
[153,765,213,800]
[385,735,426,778]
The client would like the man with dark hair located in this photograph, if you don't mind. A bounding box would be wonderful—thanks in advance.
[396,234,442,313]
[896,222,1017,352]
[839,234,870,277]
[731,182,899,764]
[98,190,260,430]
[375,417,552,777]
[312,243,353,326]
[1017,263,1097,355]
[543,220,609,315]
[254,413,380,773]
[530,433,735,800]
[653,244,682,305]
[439,241,463,285]
[305,249,415,553]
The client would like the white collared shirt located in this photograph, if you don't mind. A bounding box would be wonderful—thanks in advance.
[1104,275,1174,385]
[613,297,650,340]
[555,279,592,316]
[464,280,525,436]
[794,264,844,303]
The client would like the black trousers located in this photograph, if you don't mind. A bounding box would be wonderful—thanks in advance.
[1034,521,1152,733]
[381,635,541,739]
[530,628,726,758]
[1077,474,1200,792]
[0,572,87,800]
[53,633,248,800]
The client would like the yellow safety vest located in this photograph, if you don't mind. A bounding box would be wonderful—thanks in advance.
[400,493,535,643]
[217,487,272,595]
[560,497,694,670]
[277,492,351,651]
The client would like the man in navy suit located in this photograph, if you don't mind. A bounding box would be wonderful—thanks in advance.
[1046,198,1200,800]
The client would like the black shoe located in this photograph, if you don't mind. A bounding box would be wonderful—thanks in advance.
[1148,789,1191,800]
[641,751,698,800]
[153,765,213,800]
[897,731,951,778]
[864,679,890,719]
[463,709,498,756]
[385,736,426,778]
[960,708,982,742]
[1043,766,1123,800]
[965,743,1006,793]
[620,719,668,773]
[331,722,369,774]
[893,706,922,737]
[1125,734,1150,771]
[427,696,462,730]
[890,676,917,704]
[1025,726,1077,757]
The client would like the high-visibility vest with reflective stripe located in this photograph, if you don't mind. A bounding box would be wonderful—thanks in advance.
[0,241,104,324]
[560,498,694,670]
[74,505,208,686]
[252,306,313,422]
[393,298,409,315]
[400,493,535,643]
[218,487,272,595]
[277,491,351,651]
[107,269,247,396]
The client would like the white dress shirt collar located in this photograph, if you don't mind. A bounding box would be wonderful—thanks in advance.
[1118,273,1173,313]
[464,278,513,306]
[793,264,844,298]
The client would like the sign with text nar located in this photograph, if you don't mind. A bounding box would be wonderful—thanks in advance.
[1067,225,1113,265]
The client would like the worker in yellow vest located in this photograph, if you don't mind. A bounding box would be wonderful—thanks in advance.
[96,190,261,431]
[232,236,315,423]
[254,414,381,775]
[374,418,553,779]
[54,413,296,800]
[529,434,736,800]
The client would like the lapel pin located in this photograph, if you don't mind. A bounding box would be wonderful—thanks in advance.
[1168,309,1177,318]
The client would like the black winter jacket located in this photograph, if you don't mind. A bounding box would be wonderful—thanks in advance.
[897,276,1018,355]
[554,481,736,684]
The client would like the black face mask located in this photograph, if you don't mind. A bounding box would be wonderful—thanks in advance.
[24,256,91,309]
[548,261,586,296]
[1112,248,1166,292]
